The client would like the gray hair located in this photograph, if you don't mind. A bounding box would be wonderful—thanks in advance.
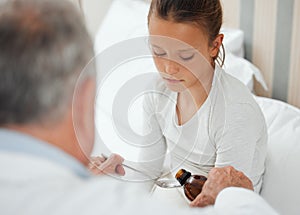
[0,0,95,125]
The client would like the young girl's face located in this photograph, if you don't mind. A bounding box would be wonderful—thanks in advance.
[148,16,218,92]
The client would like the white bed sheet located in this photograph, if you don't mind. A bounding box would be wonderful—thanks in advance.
[255,96,300,215]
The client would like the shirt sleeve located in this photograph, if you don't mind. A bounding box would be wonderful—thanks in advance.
[213,103,267,190]
[137,93,167,183]
[215,187,278,215]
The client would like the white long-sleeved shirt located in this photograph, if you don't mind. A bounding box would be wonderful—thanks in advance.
[0,129,277,215]
[139,66,268,192]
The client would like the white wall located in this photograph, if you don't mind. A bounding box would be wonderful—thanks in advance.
[70,0,113,40]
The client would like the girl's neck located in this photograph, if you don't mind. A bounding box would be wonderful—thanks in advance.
[178,72,214,109]
[176,72,214,125]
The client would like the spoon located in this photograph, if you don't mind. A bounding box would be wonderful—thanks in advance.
[100,154,182,188]
[155,178,182,188]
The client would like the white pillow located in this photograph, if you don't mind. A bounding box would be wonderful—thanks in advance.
[255,96,300,214]
[221,28,244,58]
[94,0,149,52]
[221,28,268,92]
[224,53,268,92]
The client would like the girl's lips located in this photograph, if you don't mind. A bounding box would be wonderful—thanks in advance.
[163,77,183,84]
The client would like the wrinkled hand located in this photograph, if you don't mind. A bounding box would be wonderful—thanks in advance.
[88,154,125,176]
[190,166,253,207]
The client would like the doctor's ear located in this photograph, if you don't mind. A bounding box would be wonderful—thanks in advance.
[210,34,224,59]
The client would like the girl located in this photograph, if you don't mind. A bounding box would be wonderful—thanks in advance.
[139,0,267,194]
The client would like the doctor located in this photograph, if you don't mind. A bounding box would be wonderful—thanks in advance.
[0,0,277,214]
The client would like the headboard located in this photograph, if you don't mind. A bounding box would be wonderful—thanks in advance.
[222,0,300,108]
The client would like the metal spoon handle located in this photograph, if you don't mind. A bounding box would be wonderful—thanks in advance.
[100,154,181,189]
[101,153,153,178]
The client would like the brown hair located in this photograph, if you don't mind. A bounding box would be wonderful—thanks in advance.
[148,0,225,66]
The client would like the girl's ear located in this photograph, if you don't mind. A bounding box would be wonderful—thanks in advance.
[210,34,224,59]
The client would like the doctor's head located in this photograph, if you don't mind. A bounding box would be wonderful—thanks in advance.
[0,0,95,164]
[148,0,224,92]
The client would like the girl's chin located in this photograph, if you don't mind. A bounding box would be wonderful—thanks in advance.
[164,82,186,92]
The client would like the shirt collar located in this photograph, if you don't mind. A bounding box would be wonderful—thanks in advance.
[0,128,91,179]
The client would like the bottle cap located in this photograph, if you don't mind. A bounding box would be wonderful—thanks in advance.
[175,169,191,186]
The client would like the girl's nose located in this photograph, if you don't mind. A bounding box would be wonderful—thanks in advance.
[164,60,179,75]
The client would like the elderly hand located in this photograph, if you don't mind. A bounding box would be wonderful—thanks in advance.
[88,153,125,176]
[190,166,253,207]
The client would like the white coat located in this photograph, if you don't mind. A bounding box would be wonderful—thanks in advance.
[0,129,277,215]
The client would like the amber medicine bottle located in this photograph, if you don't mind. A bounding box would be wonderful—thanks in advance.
[175,169,207,201]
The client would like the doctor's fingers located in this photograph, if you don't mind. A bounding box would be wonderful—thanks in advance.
[190,167,233,207]
[88,161,125,176]
[190,177,217,207]
[210,166,253,191]
[99,154,125,175]
[190,192,215,207]
[89,156,106,166]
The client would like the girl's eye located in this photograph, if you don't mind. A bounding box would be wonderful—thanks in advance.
[150,46,167,57]
[179,53,195,61]
[153,50,167,57]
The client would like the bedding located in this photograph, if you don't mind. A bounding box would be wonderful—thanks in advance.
[255,96,300,215]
